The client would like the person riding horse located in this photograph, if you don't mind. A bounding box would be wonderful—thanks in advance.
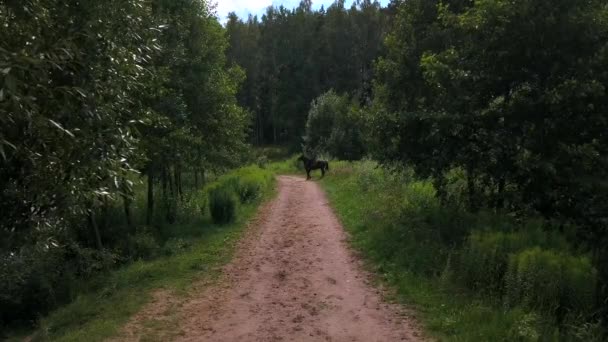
[298,155,329,180]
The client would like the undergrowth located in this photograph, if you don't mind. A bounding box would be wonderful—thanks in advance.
[7,165,275,342]
[318,160,603,341]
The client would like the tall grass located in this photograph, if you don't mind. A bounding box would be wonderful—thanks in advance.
[319,160,602,341]
[8,165,275,342]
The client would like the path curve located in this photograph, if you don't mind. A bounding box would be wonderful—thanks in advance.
[120,176,423,341]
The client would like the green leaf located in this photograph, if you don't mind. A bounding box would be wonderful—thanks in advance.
[48,119,76,138]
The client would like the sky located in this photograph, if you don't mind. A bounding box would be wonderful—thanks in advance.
[214,0,390,23]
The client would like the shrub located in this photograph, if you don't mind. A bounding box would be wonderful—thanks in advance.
[208,186,238,224]
[222,166,272,203]
[505,247,596,319]
[268,155,302,174]
[0,243,66,324]
[175,190,207,223]
[304,90,347,154]
[162,238,191,256]
[355,159,385,192]
[235,176,263,203]
[363,179,454,276]
[127,230,160,260]
[326,104,367,160]
[458,224,575,297]
[197,190,208,217]
[304,90,366,160]
[458,231,532,296]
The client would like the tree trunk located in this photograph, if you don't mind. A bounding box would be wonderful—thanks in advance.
[162,167,168,199]
[497,176,506,209]
[466,168,478,212]
[434,174,448,205]
[147,172,154,225]
[101,198,109,231]
[168,167,174,197]
[88,209,103,250]
[174,165,182,201]
[178,170,183,201]
[123,194,133,229]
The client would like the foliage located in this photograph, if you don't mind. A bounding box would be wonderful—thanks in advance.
[458,228,571,297]
[372,0,608,321]
[208,186,238,224]
[303,90,367,160]
[505,248,596,319]
[206,165,273,224]
[5,165,274,340]
[0,0,250,328]
[226,1,390,145]
[126,231,161,261]
[319,160,603,340]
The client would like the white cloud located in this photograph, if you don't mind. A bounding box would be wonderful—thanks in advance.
[213,0,274,22]
[213,0,390,23]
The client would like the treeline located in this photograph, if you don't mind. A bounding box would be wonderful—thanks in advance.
[225,0,392,146]
[292,0,608,331]
[368,0,608,320]
[0,0,248,325]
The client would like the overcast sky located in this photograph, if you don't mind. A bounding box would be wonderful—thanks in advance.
[214,0,390,23]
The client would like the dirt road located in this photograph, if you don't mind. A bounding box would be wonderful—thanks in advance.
[120,176,423,341]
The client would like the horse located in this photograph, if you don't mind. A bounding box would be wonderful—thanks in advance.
[297,155,329,180]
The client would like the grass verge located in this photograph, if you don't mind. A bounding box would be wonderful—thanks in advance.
[317,160,601,341]
[10,167,275,342]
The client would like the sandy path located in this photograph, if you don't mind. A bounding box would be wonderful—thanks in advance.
[117,176,423,341]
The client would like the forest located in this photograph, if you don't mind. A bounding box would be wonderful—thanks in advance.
[2,0,608,340]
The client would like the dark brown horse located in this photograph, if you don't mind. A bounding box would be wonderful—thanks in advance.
[298,155,329,180]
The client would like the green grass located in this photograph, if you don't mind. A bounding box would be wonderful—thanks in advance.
[316,160,602,341]
[266,154,302,174]
[9,167,276,342]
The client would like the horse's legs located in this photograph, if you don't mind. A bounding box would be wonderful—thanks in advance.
[321,167,325,178]
[306,169,311,180]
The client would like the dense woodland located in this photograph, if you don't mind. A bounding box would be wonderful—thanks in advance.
[225,0,392,145]
[228,0,608,336]
[2,0,608,339]
[0,0,249,325]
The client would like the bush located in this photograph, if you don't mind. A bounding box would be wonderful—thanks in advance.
[458,225,575,297]
[127,230,160,260]
[458,230,538,296]
[304,90,366,160]
[221,166,272,204]
[0,240,120,326]
[202,165,272,224]
[355,159,385,192]
[208,186,238,224]
[0,245,65,324]
[197,190,208,217]
[174,190,207,223]
[361,179,455,276]
[162,238,191,256]
[326,105,367,160]
[320,160,603,338]
[268,155,302,174]
[235,176,263,203]
[505,247,596,318]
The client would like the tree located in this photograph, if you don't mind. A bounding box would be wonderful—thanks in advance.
[372,0,608,316]
[226,0,391,147]
[304,90,366,160]
[0,0,250,324]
